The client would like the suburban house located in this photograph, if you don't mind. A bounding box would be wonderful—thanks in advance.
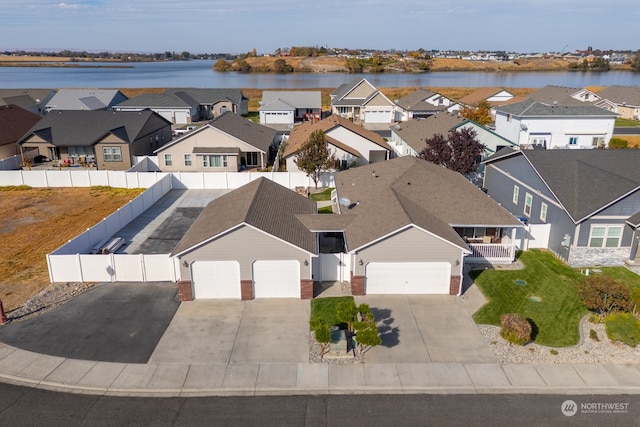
[154,112,277,172]
[259,91,321,125]
[388,111,517,158]
[0,89,56,116]
[458,87,518,107]
[595,85,640,120]
[282,114,391,172]
[310,156,523,296]
[173,177,318,300]
[394,88,458,121]
[330,78,396,124]
[527,85,602,106]
[0,105,41,160]
[44,89,128,112]
[113,91,200,125]
[483,148,640,267]
[172,156,522,300]
[492,99,617,149]
[17,109,172,170]
[114,88,249,125]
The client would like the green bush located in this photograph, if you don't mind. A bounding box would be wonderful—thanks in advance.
[589,329,599,341]
[604,312,640,347]
[631,288,640,312]
[500,313,532,345]
[587,313,601,324]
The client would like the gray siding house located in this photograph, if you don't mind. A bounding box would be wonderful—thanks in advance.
[483,148,640,267]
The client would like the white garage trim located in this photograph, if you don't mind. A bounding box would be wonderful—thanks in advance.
[364,110,393,123]
[365,262,451,295]
[191,260,241,299]
[253,260,300,298]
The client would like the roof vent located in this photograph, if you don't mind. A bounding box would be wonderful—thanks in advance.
[338,197,351,207]
[552,100,558,105]
[347,201,359,210]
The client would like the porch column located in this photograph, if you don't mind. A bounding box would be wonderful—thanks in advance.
[510,227,517,260]
[629,229,640,262]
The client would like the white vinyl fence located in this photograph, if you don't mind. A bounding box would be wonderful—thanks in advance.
[1,169,335,284]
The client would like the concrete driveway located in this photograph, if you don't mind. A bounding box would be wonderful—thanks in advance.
[355,295,497,364]
[148,299,310,365]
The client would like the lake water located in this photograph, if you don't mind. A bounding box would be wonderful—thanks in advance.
[0,60,639,89]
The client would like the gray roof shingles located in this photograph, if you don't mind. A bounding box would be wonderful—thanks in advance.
[173,177,318,256]
[494,99,617,117]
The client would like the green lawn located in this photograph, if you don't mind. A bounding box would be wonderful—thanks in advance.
[243,112,259,123]
[317,205,333,214]
[472,250,588,347]
[309,188,334,201]
[615,118,640,127]
[473,250,640,347]
[310,296,355,330]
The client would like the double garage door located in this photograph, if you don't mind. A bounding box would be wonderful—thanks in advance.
[365,262,451,295]
[191,260,300,299]
[364,109,393,123]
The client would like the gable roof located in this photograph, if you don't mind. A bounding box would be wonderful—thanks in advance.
[155,112,277,154]
[596,85,640,107]
[18,109,167,147]
[172,177,317,256]
[494,99,617,117]
[0,89,54,111]
[527,85,585,106]
[395,89,439,111]
[114,91,199,109]
[259,91,321,111]
[164,88,247,105]
[458,87,515,106]
[45,89,127,111]
[391,112,466,153]
[485,149,640,222]
[283,114,390,158]
[331,78,378,106]
[334,156,522,250]
[0,105,41,147]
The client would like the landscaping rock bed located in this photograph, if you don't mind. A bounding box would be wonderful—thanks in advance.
[479,316,640,364]
[4,282,96,323]
[309,330,365,364]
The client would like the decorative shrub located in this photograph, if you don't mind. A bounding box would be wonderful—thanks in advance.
[631,288,640,313]
[550,349,559,356]
[578,276,632,317]
[500,313,532,345]
[608,137,629,149]
[589,329,599,341]
[587,313,601,324]
[604,312,640,347]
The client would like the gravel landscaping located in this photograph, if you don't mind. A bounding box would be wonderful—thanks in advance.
[479,316,640,364]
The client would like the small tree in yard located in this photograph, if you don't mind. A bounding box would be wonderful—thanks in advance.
[418,127,485,175]
[352,303,381,356]
[335,300,359,332]
[294,130,337,189]
[309,319,332,359]
[460,100,493,126]
[578,275,632,319]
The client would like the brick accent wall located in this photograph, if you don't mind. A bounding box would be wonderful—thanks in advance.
[178,280,193,301]
[351,275,365,296]
[449,275,461,295]
[300,279,313,299]
[240,280,253,300]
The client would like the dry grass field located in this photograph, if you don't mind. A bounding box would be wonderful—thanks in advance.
[0,186,144,311]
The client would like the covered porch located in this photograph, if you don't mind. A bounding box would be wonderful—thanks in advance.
[454,226,519,265]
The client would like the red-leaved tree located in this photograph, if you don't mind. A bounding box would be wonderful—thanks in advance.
[418,127,485,175]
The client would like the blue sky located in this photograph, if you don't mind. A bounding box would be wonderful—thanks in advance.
[1,0,638,54]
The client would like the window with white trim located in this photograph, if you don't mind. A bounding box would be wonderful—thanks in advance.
[540,202,548,222]
[588,225,623,248]
[246,152,258,166]
[512,185,520,204]
[592,137,604,147]
[103,146,122,162]
[568,137,578,145]
[524,193,533,217]
[203,155,228,168]
[164,153,172,166]
[184,154,192,166]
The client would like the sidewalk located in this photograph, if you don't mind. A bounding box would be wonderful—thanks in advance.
[1,342,640,397]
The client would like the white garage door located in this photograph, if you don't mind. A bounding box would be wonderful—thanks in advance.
[366,262,451,295]
[175,111,189,124]
[253,260,300,298]
[364,110,393,123]
[191,261,241,299]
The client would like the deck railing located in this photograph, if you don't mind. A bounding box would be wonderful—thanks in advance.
[466,243,516,265]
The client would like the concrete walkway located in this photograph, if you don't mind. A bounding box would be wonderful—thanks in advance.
[2,342,640,397]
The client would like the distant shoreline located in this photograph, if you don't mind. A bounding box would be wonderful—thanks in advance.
[0,62,132,69]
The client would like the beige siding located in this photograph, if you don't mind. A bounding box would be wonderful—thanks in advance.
[158,127,262,172]
[212,101,235,117]
[95,137,131,170]
[365,92,394,107]
[353,226,463,276]
[346,81,375,100]
[179,224,312,280]
[20,135,54,158]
